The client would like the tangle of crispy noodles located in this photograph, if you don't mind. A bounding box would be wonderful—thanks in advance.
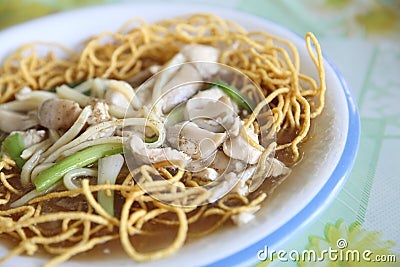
[0,13,325,266]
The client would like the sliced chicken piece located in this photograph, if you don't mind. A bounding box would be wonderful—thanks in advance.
[192,167,219,181]
[181,44,220,78]
[134,85,152,107]
[161,64,202,113]
[205,163,256,202]
[0,109,38,133]
[105,90,130,110]
[86,102,116,141]
[208,150,230,174]
[15,86,56,102]
[206,166,254,202]
[229,166,257,196]
[155,45,220,113]
[233,180,249,196]
[223,124,262,165]
[167,121,226,160]
[207,172,238,203]
[231,208,260,225]
[189,87,226,102]
[87,102,111,125]
[87,126,116,141]
[37,99,82,130]
[208,150,247,174]
[185,87,241,136]
[129,135,189,166]
[105,79,141,112]
[205,166,258,202]
[181,44,219,63]
[14,86,32,100]
[248,157,291,192]
[11,129,46,148]
[118,125,144,138]
[267,158,291,177]
[185,152,217,173]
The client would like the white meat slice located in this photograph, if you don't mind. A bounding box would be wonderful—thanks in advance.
[192,167,219,181]
[208,150,247,174]
[161,64,202,113]
[11,129,46,148]
[248,157,291,192]
[156,44,220,113]
[181,44,220,78]
[185,87,240,136]
[87,126,116,141]
[231,208,260,225]
[129,135,189,165]
[189,87,226,102]
[267,158,291,177]
[15,86,56,101]
[87,102,111,125]
[223,124,262,165]
[167,121,226,160]
[207,172,238,203]
[105,90,130,110]
[105,79,141,112]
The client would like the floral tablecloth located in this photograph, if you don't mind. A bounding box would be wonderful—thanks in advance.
[1,0,399,266]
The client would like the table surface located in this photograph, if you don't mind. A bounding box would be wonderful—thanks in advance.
[1,0,399,266]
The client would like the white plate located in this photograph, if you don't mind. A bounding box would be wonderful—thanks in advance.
[0,3,359,267]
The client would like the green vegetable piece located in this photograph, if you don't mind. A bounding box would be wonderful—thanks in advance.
[97,154,124,217]
[34,143,123,192]
[145,135,159,143]
[0,131,6,159]
[209,79,254,112]
[165,104,185,126]
[2,133,26,168]
[48,81,84,93]
[97,184,115,217]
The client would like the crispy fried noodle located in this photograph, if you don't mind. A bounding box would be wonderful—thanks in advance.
[0,14,325,266]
